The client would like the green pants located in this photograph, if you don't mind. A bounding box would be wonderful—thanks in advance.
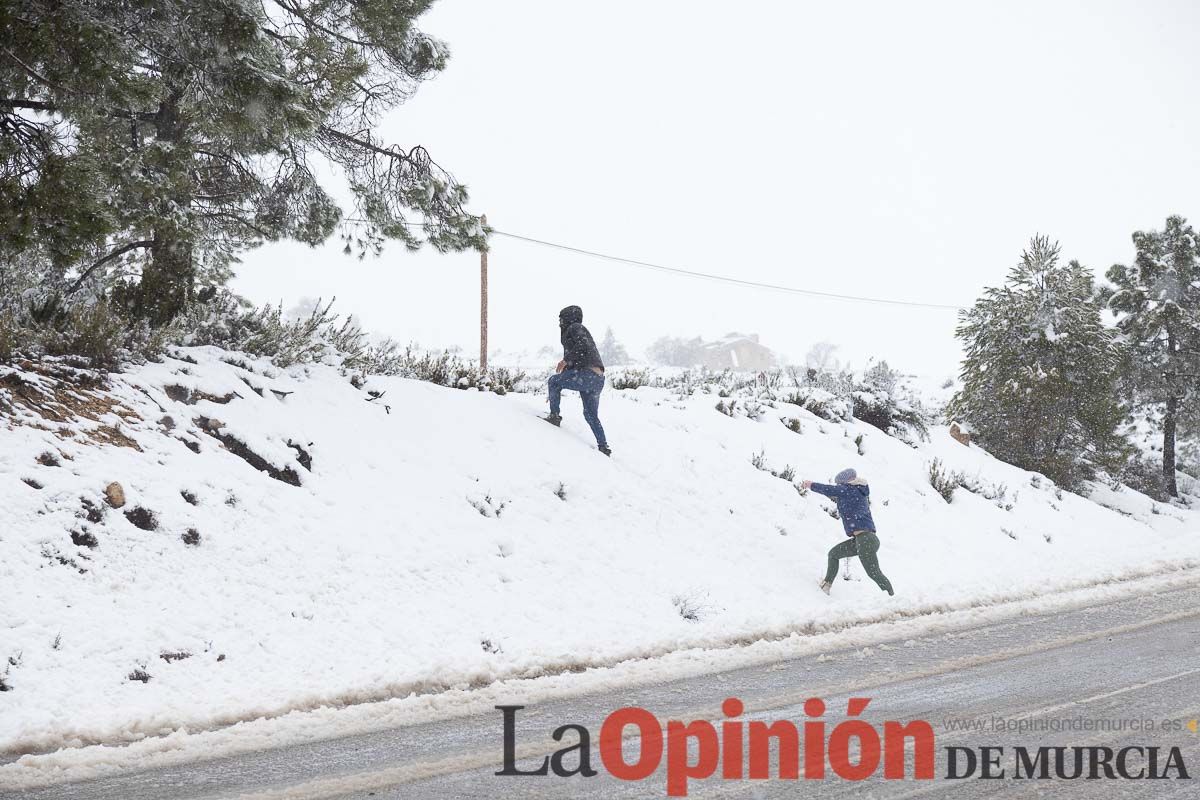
[825,532,894,595]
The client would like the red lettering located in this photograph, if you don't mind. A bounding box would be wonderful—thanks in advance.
[599,707,663,781]
[804,697,826,779]
[748,721,800,779]
[721,698,744,779]
[666,720,719,796]
[828,699,880,780]
[884,720,935,779]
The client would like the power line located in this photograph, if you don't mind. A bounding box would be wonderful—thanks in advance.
[340,216,965,311]
[490,229,965,311]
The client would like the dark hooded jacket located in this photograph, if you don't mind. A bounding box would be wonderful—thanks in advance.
[559,305,605,373]
[808,481,875,536]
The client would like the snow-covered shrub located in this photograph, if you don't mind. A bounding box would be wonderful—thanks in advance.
[751,449,796,482]
[395,348,471,385]
[714,396,768,420]
[1179,453,1200,482]
[670,591,713,623]
[70,528,99,548]
[609,368,650,390]
[801,363,854,397]
[343,338,407,376]
[124,506,158,531]
[172,298,531,393]
[928,458,961,503]
[364,346,526,394]
[957,473,1015,510]
[851,361,930,442]
[0,289,167,367]
[468,494,508,518]
[1,262,349,369]
[782,386,849,422]
[486,367,528,395]
[174,294,366,368]
[1116,457,1171,502]
[741,399,768,420]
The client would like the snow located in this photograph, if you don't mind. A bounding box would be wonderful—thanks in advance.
[5,566,1198,791]
[1,348,1197,772]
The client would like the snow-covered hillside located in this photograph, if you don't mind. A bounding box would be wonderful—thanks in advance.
[1,349,1196,756]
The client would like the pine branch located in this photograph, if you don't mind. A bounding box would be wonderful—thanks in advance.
[65,240,155,296]
[0,95,155,122]
[1,47,68,95]
[318,125,415,163]
[0,97,57,113]
[268,0,379,49]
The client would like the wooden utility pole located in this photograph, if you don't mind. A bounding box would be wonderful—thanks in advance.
[479,214,488,370]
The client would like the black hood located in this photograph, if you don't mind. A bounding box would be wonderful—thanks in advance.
[559,305,583,327]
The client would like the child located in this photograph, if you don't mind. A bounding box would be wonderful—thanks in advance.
[801,468,894,596]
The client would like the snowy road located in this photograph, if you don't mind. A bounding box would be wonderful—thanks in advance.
[7,578,1200,799]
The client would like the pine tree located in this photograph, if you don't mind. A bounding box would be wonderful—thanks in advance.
[1,0,483,325]
[948,236,1129,490]
[598,326,630,365]
[1100,216,1200,497]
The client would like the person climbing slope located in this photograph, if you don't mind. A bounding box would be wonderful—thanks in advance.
[543,305,611,456]
[801,468,894,596]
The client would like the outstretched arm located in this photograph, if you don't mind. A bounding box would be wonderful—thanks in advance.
[804,481,847,498]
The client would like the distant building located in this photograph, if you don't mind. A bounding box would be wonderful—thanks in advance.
[699,333,775,371]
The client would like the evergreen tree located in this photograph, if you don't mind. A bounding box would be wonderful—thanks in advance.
[1,0,483,325]
[1100,216,1200,497]
[948,236,1129,490]
[598,326,630,365]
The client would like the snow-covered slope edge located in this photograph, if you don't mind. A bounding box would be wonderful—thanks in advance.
[1,348,1196,755]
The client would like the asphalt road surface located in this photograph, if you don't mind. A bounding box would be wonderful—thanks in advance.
[7,579,1200,799]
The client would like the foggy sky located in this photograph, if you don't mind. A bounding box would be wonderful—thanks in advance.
[232,0,1200,377]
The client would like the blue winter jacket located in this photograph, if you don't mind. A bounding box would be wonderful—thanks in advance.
[809,482,875,536]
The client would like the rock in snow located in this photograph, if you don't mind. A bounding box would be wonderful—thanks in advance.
[104,481,126,509]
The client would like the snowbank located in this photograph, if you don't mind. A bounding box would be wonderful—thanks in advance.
[0,348,1196,757]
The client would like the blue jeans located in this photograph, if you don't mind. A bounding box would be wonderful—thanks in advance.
[548,369,607,447]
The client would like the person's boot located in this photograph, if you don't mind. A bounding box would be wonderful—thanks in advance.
[818,580,832,595]
[598,445,612,456]
[542,414,562,427]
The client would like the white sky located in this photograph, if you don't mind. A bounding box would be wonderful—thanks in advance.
[232,0,1200,376]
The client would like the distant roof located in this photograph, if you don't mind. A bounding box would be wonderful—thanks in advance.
[706,333,763,348]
